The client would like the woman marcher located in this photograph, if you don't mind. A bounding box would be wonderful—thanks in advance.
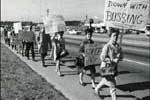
[78,28,96,89]
[52,31,68,76]
[94,28,123,100]
[38,27,52,67]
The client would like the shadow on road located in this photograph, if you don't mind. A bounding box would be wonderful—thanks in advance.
[118,71,131,75]
[117,81,150,92]
[141,96,150,100]
[100,95,137,100]
[61,71,79,75]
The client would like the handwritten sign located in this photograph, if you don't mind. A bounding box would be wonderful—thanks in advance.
[43,15,66,34]
[104,0,149,30]
[13,22,22,34]
[84,44,102,66]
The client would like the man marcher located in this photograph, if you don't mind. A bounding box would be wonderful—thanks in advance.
[78,28,96,89]
[38,27,52,67]
[25,26,36,61]
[94,27,123,100]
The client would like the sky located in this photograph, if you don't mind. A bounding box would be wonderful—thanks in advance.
[1,0,105,22]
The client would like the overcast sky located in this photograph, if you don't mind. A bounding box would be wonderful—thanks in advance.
[1,0,105,22]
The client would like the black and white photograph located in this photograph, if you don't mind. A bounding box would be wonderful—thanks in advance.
[1,0,150,100]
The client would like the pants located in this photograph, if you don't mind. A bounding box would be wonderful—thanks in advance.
[95,76,117,100]
[22,41,26,56]
[7,38,10,46]
[41,53,47,65]
[26,42,35,59]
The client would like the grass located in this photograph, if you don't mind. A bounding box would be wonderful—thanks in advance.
[1,43,69,100]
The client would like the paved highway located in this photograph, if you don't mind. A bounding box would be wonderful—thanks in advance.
[64,34,149,65]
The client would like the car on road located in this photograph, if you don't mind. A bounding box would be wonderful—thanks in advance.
[68,29,81,35]
[95,26,107,34]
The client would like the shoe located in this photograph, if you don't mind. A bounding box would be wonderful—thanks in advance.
[94,89,103,99]
[92,84,96,89]
[79,81,86,86]
[57,71,62,76]
[43,64,47,67]
[92,86,95,89]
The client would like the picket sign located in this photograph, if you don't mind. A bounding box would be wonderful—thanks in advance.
[13,22,22,34]
[104,0,149,30]
[18,30,35,42]
[84,44,103,66]
[43,15,66,34]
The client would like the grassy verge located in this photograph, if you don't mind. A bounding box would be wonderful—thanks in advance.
[1,43,69,100]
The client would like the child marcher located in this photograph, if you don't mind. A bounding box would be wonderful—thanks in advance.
[38,27,52,67]
[52,31,68,76]
[94,28,123,100]
[78,28,96,89]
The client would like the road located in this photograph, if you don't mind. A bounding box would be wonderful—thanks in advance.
[64,34,149,65]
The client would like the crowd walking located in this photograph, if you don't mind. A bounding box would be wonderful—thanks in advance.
[1,22,125,100]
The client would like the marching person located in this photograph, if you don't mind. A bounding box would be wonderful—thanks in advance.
[10,28,16,49]
[78,28,96,89]
[52,31,68,76]
[21,27,27,56]
[3,26,8,44]
[25,26,36,61]
[94,28,123,100]
[38,27,52,67]
[7,30,11,46]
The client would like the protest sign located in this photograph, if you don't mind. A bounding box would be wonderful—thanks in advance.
[84,44,102,66]
[104,0,149,30]
[19,31,35,41]
[13,22,22,34]
[43,15,66,34]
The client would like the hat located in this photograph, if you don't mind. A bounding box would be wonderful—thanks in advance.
[57,31,64,36]
[108,27,119,37]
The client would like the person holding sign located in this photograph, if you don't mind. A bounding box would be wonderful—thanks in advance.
[52,31,68,76]
[78,28,96,89]
[94,28,123,100]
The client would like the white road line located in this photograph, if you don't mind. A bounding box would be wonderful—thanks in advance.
[124,58,149,66]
